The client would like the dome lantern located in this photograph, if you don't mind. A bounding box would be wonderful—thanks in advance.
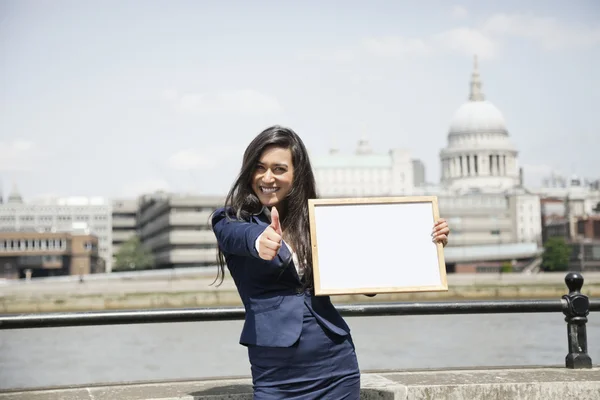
[469,55,485,102]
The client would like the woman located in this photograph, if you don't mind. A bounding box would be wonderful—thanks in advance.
[211,125,450,399]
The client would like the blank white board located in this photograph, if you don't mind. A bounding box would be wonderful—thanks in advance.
[308,196,448,296]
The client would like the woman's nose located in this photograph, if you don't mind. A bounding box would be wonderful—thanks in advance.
[262,170,275,182]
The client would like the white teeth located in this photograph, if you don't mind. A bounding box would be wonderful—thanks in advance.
[261,187,279,193]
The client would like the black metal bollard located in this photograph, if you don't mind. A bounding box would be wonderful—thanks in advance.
[562,272,593,369]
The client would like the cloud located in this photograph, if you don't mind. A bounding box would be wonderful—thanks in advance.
[301,12,598,64]
[166,146,240,171]
[165,89,283,116]
[451,5,469,19]
[162,89,178,102]
[482,13,600,50]
[296,48,357,62]
[301,26,497,63]
[360,36,431,58]
[360,28,497,60]
[433,28,498,59]
[0,140,42,171]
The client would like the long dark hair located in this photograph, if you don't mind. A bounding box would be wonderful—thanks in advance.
[213,125,317,287]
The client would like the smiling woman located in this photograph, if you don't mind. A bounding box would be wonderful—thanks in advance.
[210,125,362,399]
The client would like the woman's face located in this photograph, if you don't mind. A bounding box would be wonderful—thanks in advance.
[252,145,294,208]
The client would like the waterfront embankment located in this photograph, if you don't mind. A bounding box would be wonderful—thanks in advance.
[1,367,599,399]
[1,271,599,313]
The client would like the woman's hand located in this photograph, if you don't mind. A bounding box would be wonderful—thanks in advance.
[432,218,450,247]
[258,207,283,260]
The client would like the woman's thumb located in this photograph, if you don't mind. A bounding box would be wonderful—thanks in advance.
[270,206,282,235]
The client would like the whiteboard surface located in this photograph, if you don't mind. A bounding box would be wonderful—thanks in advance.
[310,198,447,295]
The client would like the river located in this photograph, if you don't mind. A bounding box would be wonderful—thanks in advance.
[1,313,599,390]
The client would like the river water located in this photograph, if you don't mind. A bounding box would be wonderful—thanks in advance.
[1,313,599,390]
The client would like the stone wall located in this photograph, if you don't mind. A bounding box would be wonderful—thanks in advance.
[3,273,599,313]
[1,368,599,400]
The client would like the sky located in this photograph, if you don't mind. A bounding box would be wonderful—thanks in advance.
[1,0,599,200]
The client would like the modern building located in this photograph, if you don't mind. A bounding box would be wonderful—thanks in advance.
[542,214,600,272]
[537,177,600,272]
[136,192,223,269]
[111,198,138,264]
[0,186,113,271]
[0,231,101,279]
[534,180,600,219]
[434,188,543,272]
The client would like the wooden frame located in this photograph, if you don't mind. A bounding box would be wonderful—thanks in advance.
[308,196,448,296]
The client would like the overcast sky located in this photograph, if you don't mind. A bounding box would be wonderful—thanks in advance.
[1,0,599,200]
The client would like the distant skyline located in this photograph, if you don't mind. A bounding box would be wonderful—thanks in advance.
[1,0,599,200]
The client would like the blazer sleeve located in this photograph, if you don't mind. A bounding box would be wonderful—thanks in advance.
[211,207,292,268]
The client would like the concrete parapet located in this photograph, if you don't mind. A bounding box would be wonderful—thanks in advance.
[3,274,600,313]
[2,367,599,400]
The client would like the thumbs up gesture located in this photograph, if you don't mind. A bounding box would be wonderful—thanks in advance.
[258,207,283,260]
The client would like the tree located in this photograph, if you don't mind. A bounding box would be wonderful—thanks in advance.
[500,261,513,273]
[542,237,571,271]
[114,235,154,271]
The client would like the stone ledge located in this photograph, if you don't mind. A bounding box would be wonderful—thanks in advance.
[1,367,599,400]
[378,367,600,399]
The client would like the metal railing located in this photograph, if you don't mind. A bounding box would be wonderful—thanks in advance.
[0,272,597,369]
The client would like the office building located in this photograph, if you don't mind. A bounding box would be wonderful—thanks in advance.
[137,192,223,269]
[111,198,138,264]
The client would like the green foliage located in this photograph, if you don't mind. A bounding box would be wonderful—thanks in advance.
[501,261,513,273]
[542,237,571,271]
[114,235,154,271]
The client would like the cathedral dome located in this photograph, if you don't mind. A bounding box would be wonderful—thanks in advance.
[447,55,508,137]
[449,100,507,135]
[439,56,520,193]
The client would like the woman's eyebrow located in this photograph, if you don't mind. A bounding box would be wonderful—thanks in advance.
[257,161,288,167]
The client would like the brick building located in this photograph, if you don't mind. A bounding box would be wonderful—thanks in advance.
[0,232,103,279]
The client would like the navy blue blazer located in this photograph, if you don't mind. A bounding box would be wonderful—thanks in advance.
[211,206,350,347]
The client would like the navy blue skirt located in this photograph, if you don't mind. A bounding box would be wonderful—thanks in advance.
[247,304,361,399]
